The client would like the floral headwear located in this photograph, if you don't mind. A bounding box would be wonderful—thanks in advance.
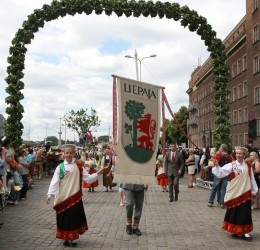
[234,146,248,155]
[61,144,76,152]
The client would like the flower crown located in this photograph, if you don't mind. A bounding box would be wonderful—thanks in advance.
[156,154,164,164]
[88,160,97,169]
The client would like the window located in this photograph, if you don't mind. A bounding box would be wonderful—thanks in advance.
[232,63,237,77]
[253,24,259,44]
[254,0,259,11]
[239,134,243,146]
[244,134,248,146]
[243,107,248,123]
[257,119,260,136]
[255,86,260,104]
[233,110,237,124]
[242,54,247,71]
[233,87,237,101]
[243,81,247,97]
[237,59,241,75]
[234,134,238,146]
[254,55,259,74]
[238,109,243,124]
[238,84,242,99]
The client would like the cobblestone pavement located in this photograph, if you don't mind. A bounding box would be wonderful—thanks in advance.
[0,175,259,250]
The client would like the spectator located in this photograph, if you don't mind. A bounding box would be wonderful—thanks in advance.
[249,151,260,209]
[207,144,232,208]
[17,148,30,200]
[185,149,196,188]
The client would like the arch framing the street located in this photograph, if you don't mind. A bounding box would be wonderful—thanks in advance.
[5,0,231,149]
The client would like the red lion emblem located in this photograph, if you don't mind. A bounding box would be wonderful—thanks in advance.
[136,114,156,150]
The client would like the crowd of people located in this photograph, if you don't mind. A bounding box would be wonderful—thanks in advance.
[1,137,260,245]
[154,140,260,241]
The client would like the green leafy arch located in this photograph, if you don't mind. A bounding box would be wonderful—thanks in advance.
[5,0,230,149]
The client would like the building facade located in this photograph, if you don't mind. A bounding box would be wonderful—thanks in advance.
[187,0,260,148]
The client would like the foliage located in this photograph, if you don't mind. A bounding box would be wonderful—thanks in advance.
[97,135,109,142]
[64,108,100,139]
[45,136,59,146]
[165,106,188,145]
[124,100,145,148]
[4,0,230,149]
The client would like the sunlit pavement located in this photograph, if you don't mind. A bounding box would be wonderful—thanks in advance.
[0,174,259,249]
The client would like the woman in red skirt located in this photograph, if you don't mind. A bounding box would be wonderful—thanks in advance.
[83,158,98,192]
[155,154,168,192]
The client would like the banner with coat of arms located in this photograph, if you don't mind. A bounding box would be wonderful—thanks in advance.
[113,76,161,185]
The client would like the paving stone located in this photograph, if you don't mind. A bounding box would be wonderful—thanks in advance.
[0,175,259,249]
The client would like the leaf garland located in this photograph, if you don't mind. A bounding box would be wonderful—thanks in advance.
[4,0,230,149]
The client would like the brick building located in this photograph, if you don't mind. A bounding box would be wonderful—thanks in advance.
[187,0,260,148]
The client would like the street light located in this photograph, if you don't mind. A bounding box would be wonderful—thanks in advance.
[125,49,156,81]
[58,117,62,148]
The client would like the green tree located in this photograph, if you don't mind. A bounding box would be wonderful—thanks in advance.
[165,106,188,145]
[4,0,231,149]
[98,135,109,142]
[124,100,145,148]
[65,108,100,141]
[45,136,58,146]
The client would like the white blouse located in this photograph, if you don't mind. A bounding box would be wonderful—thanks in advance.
[212,160,258,195]
[47,158,98,196]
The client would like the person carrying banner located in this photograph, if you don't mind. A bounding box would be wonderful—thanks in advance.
[46,144,105,247]
[120,183,148,236]
[212,146,258,241]
[164,143,185,202]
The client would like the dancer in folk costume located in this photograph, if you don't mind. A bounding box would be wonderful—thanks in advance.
[155,154,168,192]
[82,152,98,192]
[101,147,116,192]
[46,144,105,247]
[212,146,258,241]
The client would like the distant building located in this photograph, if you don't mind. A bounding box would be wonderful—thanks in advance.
[0,114,5,139]
[187,0,260,148]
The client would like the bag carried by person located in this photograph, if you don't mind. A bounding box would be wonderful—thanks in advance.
[208,159,214,168]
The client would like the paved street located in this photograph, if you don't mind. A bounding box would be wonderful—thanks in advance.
[0,175,259,250]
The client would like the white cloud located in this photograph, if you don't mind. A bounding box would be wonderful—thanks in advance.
[0,0,245,142]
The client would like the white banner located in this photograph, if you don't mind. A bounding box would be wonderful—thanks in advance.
[114,76,161,185]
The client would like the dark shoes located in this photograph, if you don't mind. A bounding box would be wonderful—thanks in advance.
[231,233,252,241]
[231,234,238,238]
[63,241,69,246]
[126,225,141,236]
[133,228,142,236]
[126,225,132,235]
[63,241,77,247]
[169,198,173,202]
[175,195,178,201]
[242,234,252,241]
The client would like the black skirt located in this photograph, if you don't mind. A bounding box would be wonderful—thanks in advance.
[56,200,88,240]
[223,200,253,234]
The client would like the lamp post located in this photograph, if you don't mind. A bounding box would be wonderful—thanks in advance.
[58,117,62,148]
[125,49,156,81]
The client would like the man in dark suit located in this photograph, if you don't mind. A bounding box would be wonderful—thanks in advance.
[164,143,184,202]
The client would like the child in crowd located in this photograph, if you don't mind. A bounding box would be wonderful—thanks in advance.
[12,165,23,205]
[119,185,125,206]
[83,153,98,192]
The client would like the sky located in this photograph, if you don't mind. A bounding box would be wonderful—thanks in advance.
[0,0,245,143]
